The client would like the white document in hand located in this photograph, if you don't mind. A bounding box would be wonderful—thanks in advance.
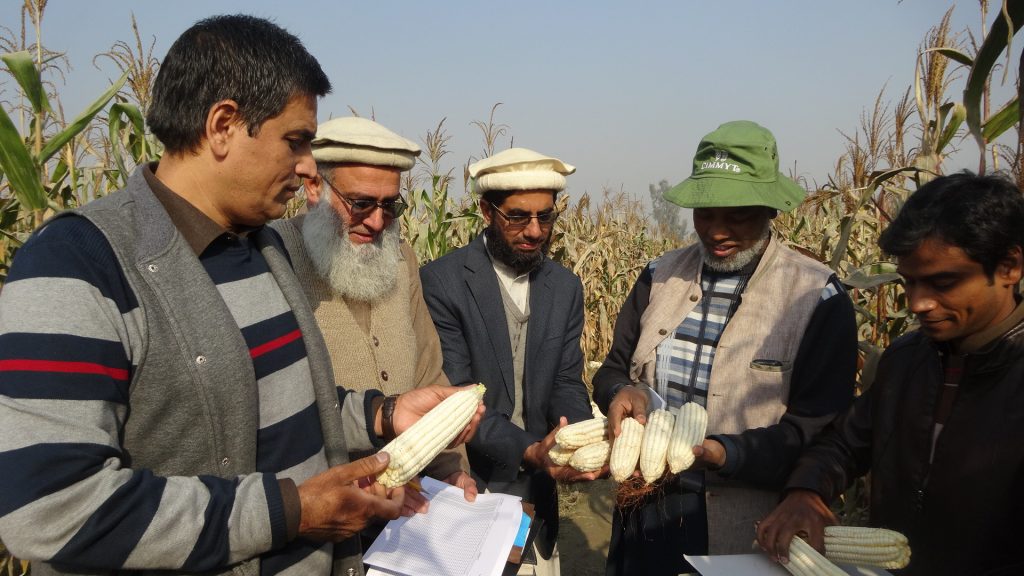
[364,476,524,576]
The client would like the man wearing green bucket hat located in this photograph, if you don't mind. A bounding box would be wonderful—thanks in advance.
[593,120,858,575]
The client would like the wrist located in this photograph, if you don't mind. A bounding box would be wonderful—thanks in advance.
[381,394,399,441]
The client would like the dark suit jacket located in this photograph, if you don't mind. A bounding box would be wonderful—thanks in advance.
[420,235,592,555]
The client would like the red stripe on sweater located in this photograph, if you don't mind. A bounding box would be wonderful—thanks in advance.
[0,359,130,380]
[249,329,302,359]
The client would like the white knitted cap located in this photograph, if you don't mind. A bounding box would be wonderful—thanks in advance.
[312,117,421,171]
[469,147,576,193]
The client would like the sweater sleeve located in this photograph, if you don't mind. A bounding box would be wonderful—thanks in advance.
[0,217,285,571]
[592,263,653,414]
[710,275,858,489]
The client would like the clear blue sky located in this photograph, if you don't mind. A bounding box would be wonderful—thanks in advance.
[2,1,1019,203]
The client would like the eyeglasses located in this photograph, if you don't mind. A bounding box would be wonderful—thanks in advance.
[321,177,408,219]
[488,202,560,228]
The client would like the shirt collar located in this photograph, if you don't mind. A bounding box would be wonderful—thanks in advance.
[957,296,1024,354]
[143,163,240,256]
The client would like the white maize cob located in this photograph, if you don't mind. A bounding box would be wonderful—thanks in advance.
[784,536,847,576]
[376,384,485,488]
[823,526,911,570]
[569,440,610,472]
[639,409,674,483]
[547,443,576,466]
[666,402,707,473]
[555,417,608,449]
[609,417,644,482]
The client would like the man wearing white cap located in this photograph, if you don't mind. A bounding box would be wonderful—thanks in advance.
[420,148,598,575]
[593,120,857,576]
[270,117,475,505]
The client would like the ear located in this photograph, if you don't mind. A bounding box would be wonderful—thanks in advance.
[304,175,323,206]
[206,99,241,158]
[479,198,493,225]
[996,245,1023,286]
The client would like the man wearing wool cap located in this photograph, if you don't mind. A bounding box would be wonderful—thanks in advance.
[421,147,599,575]
[592,120,858,576]
[270,117,477,520]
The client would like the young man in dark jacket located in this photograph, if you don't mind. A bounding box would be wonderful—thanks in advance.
[757,172,1024,576]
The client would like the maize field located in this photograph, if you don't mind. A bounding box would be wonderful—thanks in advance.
[1,1,1022,574]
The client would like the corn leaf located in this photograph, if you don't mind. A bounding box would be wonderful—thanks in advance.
[937,102,966,151]
[981,96,1019,141]
[0,106,47,211]
[926,46,974,67]
[39,71,128,164]
[1,50,50,114]
[964,1,1024,151]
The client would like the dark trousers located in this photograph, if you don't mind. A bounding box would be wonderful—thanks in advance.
[605,472,708,576]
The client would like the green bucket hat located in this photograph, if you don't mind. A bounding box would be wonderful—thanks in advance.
[664,120,805,212]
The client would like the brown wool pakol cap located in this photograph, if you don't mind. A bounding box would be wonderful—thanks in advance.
[469,147,576,193]
[312,117,421,171]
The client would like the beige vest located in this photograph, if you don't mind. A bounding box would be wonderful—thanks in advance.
[272,216,465,478]
[630,236,833,554]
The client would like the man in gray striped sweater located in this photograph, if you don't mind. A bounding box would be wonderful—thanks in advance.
[0,15,481,576]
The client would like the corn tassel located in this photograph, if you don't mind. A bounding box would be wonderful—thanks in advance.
[823,526,911,570]
[376,384,485,488]
[547,443,575,466]
[609,417,643,482]
[666,401,707,473]
[639,409,674,483]
[555,417,608,449]
[569,440,610,472]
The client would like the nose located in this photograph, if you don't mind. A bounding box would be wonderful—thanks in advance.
[522,218,543,239]
[362,206,387,234]
[296,147,317,180]
[907,287,937,316]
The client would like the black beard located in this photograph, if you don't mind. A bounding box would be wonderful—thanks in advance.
[484,222,549,275]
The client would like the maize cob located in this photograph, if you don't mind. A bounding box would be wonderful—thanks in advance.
[784,536,847,576]
[569,440,610,472]
[376,384,485,488]
[609,417,644,482]
[555,417,608,449]
[639,409,674,483]
[823,526,911,570]
[547,443,576,466]
[666,401,707,473]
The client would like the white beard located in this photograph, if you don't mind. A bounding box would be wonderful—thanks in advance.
[301,198,400,303]
[700,224,771,273]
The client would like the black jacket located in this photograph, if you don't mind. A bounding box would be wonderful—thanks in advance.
[787,302,1024,576]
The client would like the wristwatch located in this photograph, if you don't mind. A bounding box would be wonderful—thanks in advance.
[381,394,399,441]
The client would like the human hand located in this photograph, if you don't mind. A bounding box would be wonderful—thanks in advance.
[297,453,405,541]
[691,438,726,470]
[391,385,485,446]
[607,386,650,437]
[756,489,838,564]
[442,470,479,502]
[523,417,607,482]
[400,479,430,517]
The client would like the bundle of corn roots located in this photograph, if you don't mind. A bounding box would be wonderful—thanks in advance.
[547,403,708,507]
[783,526,911,575]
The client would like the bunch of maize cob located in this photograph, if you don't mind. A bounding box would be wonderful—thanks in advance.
[569,440,611,472]
[547,417,611,471]
[639,409,675,483]
[666,402,707,473]
[823,526,910,570]
[376,384,486,488]
[609,417,644,482]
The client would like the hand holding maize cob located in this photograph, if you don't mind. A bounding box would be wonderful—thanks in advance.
[377,384,486,488]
